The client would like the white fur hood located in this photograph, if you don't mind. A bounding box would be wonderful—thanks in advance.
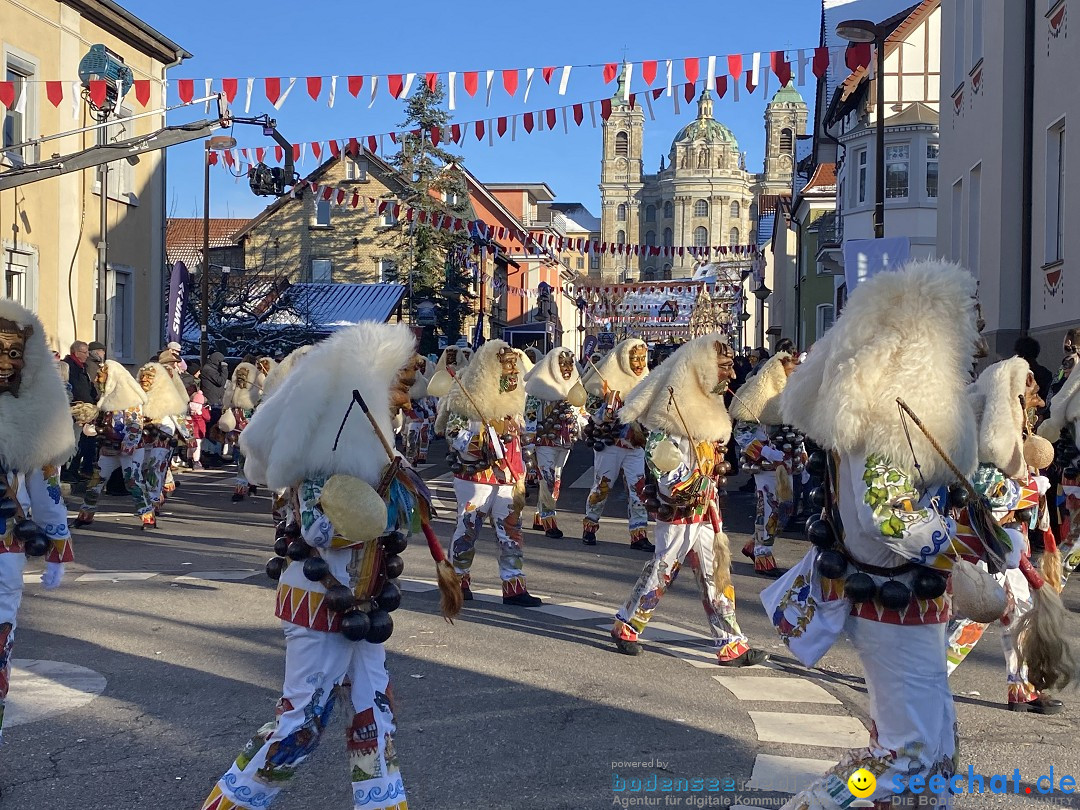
[585,339,648,398]
[969,357,1030,478]
[729,352,790,425]
[524,348,580,401]
[140,362,190,420]
[443,340,526,421]
[97,359,147,414]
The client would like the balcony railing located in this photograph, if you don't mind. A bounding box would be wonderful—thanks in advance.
[810,210,842,248]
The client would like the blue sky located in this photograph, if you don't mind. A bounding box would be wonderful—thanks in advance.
[123,0,822,220]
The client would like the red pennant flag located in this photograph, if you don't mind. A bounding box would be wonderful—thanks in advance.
[307,76,322,100]
[311,142,322,160]
[218,77,237,104]
[463,71,479,96]
[715,75,728,98]
[88,80,107,108]
[265,77,281,105]
[502,69,518,96]
[771,51,791,86]
[337,189,346,205]
[813,47,830,79]
[641,60,657,86]
[346,137,359,156]
[348,75,364,96]
[746,70,757,93]
[475,120,485,140]
[727,54,743,80]
[523,112,534,133]
[207,151,218,166]
[322,186,333,201]
[684,82,695,103]
[177,78,194,103]
[846,42,871,71]
[329,140,341,158]
[603,63,618,83]
[684,57,700,84]
[652,87,664,99]
[223,150,235,167]
[426,72,439,93]
[367,136,378,153]
[351,192,360,208]
[274,145,283,162]
[256,147,266,162]
[1,81,16,108]
[45,81,64,107]
[292,144,301,162]
[450,123,460,143]
[430,126,440,146]
[131,79,150,107]
[389,74,406,98]
[573,104,584,126]
[546,107,556,129]
[377,201,388,214]
[600,98,612,120]
[542,66,555,83]
[496,116,508,137]
[389,132,398,144]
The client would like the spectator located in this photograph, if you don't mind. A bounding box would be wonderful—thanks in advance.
[87,341,105,382]
[1014,336,1053,403]
[62,341,99,480]
[775,337,796,356]
[200,351,227,407]
[187,391,211,469]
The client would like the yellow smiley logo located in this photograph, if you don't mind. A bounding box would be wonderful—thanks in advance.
[847,768,876,798]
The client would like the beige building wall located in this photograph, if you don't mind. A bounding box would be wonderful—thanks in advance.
[1,0,186,366]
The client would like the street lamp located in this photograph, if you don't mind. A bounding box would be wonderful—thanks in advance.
[201,134,236,366]
[836,18,887,238]
[752,281,771,350]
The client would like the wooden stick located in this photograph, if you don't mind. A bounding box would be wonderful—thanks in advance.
[447,368,492,430]
[896,398,979,500]
[667,386,701,469]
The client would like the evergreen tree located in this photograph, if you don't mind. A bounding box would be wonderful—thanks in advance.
[386,82,475,354]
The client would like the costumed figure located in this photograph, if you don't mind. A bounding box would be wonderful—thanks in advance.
[1037,368,1080,584]
[402,356,435,465]
[137,359,189,513]
[581,339,653,551]
[76,359,154,528]
[202,322,458,810]
[610,335,764,666]
[770,260,1074,810]
[0,300,77,754]
[221,361,259,503]
[730,351,806,576]
[945,357,1064,713]
[435,340,542,606]
[524,348,589,538]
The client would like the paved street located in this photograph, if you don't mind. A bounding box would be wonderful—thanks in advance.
[7,441,1080,809]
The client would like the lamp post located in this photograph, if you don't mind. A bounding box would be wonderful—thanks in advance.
[836,19,887,239]
[753,281,771,350]
[201,135,236,366]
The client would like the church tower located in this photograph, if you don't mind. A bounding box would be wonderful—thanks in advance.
[598,68,645,282]
[760,82,809,195]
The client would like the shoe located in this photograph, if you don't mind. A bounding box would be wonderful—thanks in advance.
[741,541,755,561]
[141,514,157,530]
[503,592,543,607]
[192,463,204,471]
[231,492,244,503]
[613,637,643,656]
[461,586,474,601]
[717,649,769,667]
[582,530,597,546]
[1009,695,1065,714]
[630,538,656,553]
[532,515,543,530]
[73,511,93,528]
[249,485,258,496]
[545,527,564,539]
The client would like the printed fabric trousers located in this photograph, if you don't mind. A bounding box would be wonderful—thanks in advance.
[945,567,1040,703]
[781,618,956,809]
[80,450,152,516]
[141,446,171,505]
[583,446,648,542]
[1058,486,1080,584]
[534,444,571,529]
[202,623,405,810]
[450,478,528,597]
[613,519,749,662]
[404,421,429,464]
[235,449,249,494]
[745,470,792,573]
[0,553,24,742]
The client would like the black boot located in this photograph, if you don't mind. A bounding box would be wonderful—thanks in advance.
[503,591,543,607]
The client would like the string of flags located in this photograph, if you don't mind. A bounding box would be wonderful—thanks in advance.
[0,45,872,114]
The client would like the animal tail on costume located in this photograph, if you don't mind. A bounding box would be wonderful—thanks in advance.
[1014,555,1076,691]
[711,506,732,596]
[422,521,462,622]
[1038,527,1064,593]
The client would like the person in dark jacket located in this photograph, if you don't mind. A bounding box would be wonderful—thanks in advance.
[199,352,228,466]
[1014,336,1053,403]
[63,341,98,478]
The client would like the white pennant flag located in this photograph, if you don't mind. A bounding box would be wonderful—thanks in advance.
[588,100,596,128]
[328,76,337,108]
[402,73,415,97]
[673,86,680,115]
[558,65,571,95]
[487,120,493,146]
[623,62,633,102]
[511,115,517,141]
[298,142,306,166]
[706,55,716,90]
[750,53,761,91]
[562,107,569,134]
[273,78,297,110]
[70,81,81,120]
[448,71,457,110]
[369,75,379,108]
[523,67,535,103]
[644,89,655,120]
[204,78,213,113]
[797,49,809,85]
[485,70,495,105]
[537,109,544,132]
[12,81,25,116]
[665,59,673,96]
[244,77,254,113]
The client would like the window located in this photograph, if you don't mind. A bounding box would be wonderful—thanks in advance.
[616,230,626,245]
[663,228,673,247]
[951,178,964,261]
[885,144,910,199]
[816,303,835,337]
[926,143,940,198]
[645,230,656,246]
[377,258,397,282]
[971,0,983,65]
[380,201,398,227]
[4,248,34,307]
[311,258,332,283]
[730,201,740,220]
[617,203,627,222]
[968,164,982,273]
[645,204,656,222]
[729,228,740,246]
[3,56,36,165]
[856,149,868,204]
[694,227,709,247]
[644,267,656,280]
[576,257,585,270]
[1046,120,1066,263]
[107,265,134,362]
[314,200,332,227]
[694,199,709,217]
[95,105,135,202]
[779,128,793,153]
[663,200,674,219]
[589,253,600,270]
[444,190,463,207]
[615,131,629,157]
[954,0,966,86]
[662,263,672,280]
[346,158,368,181]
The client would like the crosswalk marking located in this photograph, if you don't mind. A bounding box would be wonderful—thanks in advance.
[569,467,595,488]
[747,753,839,793]
[712,674,841,704]
[77,572,157,582]
[748,711,870,749]
[5,659,107,728]
[175,570,260,581]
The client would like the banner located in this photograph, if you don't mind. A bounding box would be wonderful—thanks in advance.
[166,261,190,345]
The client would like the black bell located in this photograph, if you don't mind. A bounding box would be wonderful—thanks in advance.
[325,584,355,613]
[274,521,288,539]
[18,522,50,557]
[382,532,409,555]
[817,549,848,579]
[642,483,659,498]
[283,522,301,539]
[384,554,405,580]
[805,519,835,548]
[365,609,394,643]
[302,556,330,582]
[287,539,310,561]
[592,441,606,452]
[445,452,457,463]
[1064,466,1080,480]
[806,450,827,477]
[879,580,912,611]
[715,476,728,488]
[0,499,17,522]
[604,438,615,446]
[656,504,676,522]
[911,568,948,599]
[265,556,287,581]
[947,485,969,509]
[340,609,372,642]
[1014,508,1033,525]
[273,536,289,557]
[844,572,876,602]
[809,487,826,510]
[643,498,661,511]
[376,580,402,612]
[450,461,463,474]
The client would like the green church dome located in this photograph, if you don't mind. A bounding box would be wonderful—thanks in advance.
[669,89,738,160]
[769,81,804,105]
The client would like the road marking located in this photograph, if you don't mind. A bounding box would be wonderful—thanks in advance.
[531,601,612,621]
[174,570,260,581]
[76,572,158,583]
[747,753,839,794]
[569,467,595,488]
[748,711,870,748]
[712,675,841,704]
[5,659,107,728]
[399,578,439,593]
